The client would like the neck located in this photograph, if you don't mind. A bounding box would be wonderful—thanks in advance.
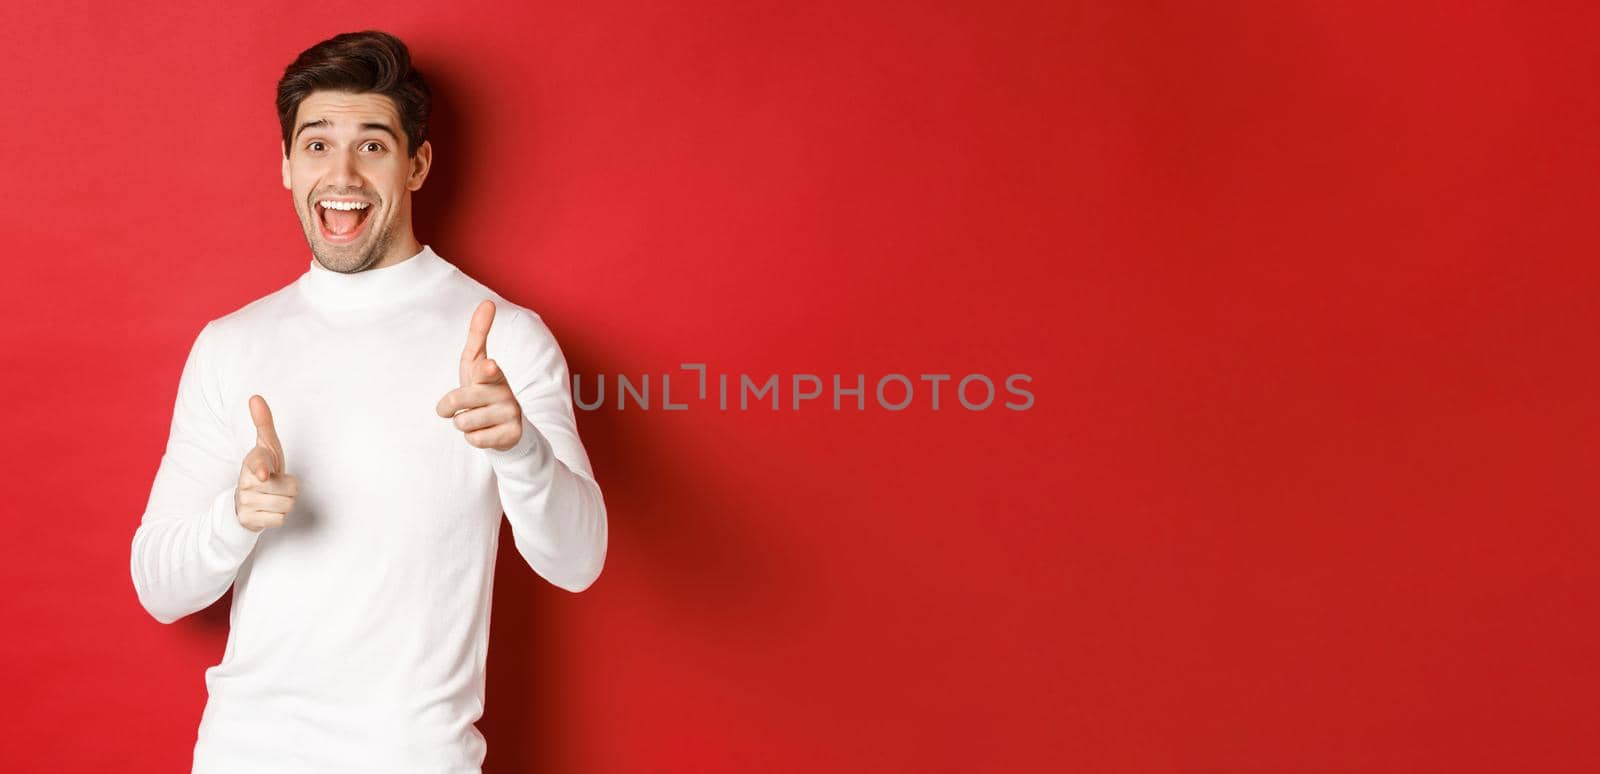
[299,242,456,312]
[371,231,425,270]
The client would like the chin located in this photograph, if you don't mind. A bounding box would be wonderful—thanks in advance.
[306,223,390,273]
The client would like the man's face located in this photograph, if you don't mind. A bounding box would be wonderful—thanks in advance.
[281,90,431,272]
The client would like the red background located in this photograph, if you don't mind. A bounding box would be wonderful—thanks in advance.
[2,1,1597,771]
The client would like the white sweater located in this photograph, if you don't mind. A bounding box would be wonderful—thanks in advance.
[130,244,608,773]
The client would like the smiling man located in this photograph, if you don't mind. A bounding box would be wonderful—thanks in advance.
[128,30,608,774]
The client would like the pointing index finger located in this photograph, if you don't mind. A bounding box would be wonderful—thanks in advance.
[249,394,285,472]
[461,300,496,365]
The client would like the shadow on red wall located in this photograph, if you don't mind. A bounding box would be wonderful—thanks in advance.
[470,322,779,772]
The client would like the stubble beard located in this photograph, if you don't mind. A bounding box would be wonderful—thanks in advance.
[302,205,396,275]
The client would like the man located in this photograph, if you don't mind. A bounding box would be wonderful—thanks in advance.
[128,30,608,773]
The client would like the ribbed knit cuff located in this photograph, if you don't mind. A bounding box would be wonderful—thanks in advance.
[485,416,546,467]
[209,484,262,559]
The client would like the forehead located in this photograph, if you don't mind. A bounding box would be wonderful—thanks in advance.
[294,90,400,129]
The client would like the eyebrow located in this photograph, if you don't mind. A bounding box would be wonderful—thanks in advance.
[293,118,400,142]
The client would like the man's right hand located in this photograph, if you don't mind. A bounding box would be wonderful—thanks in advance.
[236,394,298,533]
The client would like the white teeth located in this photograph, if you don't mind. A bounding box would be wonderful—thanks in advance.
[318,200,371,211]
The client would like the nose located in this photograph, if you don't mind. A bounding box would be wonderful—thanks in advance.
[327,148,363,189]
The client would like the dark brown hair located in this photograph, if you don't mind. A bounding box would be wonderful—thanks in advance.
[276,30,431,158]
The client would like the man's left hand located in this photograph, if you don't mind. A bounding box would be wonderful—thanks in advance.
[436,299,523,452]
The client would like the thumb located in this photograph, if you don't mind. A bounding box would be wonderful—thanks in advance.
[249,394,284,475]
[473,357,505,385]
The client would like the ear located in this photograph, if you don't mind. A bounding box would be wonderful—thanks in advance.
[281,141,291,190]
[407,140,433,192]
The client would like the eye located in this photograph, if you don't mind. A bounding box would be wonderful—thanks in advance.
[306,141,326,152]
[361,141,385,152]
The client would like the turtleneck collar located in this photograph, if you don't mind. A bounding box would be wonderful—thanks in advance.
[297,244,455,311]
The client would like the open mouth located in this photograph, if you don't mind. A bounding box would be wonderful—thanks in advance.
[315,199,374,244]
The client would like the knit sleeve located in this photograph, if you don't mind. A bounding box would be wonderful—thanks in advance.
[483,309,609,592]
[130,321,262,624]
